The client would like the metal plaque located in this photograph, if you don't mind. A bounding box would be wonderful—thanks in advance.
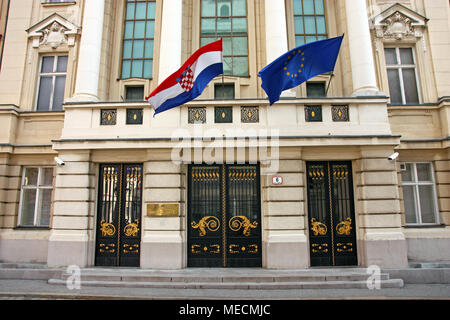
[147,203,179,217]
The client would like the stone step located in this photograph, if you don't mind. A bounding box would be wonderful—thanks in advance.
[58,272,390,283]
[0,263,47,269]
[47,278,404,289]
[0,268,63,280]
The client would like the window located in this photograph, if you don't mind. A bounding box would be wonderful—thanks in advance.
[200,0,248,76]
[385,47,420,104]
[125,86,144,100]
[401,163,440,225]
[18,167,53,227]
[36,55,67,111]
[121,0,156,79]
[306,82,326,97]
[293,0,327,46]
[215,83,235,99]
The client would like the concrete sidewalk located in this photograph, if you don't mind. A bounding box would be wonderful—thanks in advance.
[1,278,450,300]
[0,262,449,299]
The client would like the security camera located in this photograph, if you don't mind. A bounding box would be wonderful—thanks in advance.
[388,152,399,161]
[54,157,65,166]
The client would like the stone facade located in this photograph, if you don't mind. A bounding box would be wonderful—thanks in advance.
[0,0,449,269]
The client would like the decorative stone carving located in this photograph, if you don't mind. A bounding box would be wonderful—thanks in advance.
[27,13,80,49]
[371,3,428,42]
[40,22,68,48]
[382,11,415,40]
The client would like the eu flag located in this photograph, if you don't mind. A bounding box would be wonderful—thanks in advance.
[258,35,344,105]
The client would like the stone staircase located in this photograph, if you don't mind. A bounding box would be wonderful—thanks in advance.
[0,263,407,289]
[45,267,404,289]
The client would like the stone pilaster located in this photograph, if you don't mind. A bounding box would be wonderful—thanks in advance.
[47,151,94,267]
[0,155,19,229]
[140,150,184,269]
[355,148,408,268]
[263,149,308,269]
[435,156,450,226]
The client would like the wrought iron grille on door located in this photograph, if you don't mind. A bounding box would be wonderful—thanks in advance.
[95,164,142,267]
[306,161,357,266]
[188,164,262,267]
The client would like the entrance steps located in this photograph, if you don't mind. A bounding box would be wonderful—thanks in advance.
[45,267,404,289]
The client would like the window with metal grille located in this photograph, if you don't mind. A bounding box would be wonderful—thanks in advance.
[293,0,327,46]
[401,163,440,225]
[36,55,68,111]
[121,0,156,79]
[200,0,248,76]
[18,167,53,227]
[384,47,420,104]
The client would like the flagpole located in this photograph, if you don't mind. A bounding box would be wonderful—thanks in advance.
[221,38,225,100]
[325,71,334,97]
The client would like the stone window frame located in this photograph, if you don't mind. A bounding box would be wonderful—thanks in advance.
[26,13,80,112]
[35,54,69,112]
[400,162,441,226]
[17,167,54,228]
[370,3,436,104]
[120,0,157,80]
[285,0,337,98]
[291,0,328,47]
[111,1,163,101]
[199,0,250,77]
[383,46,421,105]
[41,0,76,6]
[187,1,257,99]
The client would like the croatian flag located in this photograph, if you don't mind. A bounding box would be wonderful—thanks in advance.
[146,39,223,116]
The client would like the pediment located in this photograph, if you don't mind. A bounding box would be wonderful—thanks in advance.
[27,13,80,48]
[371,3,428,40]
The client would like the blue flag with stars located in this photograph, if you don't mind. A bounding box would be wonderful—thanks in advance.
[258,35,344,105]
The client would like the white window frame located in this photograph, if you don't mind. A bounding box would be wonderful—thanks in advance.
[401,162,440,226]
[18,167,53,227]
[35,54,68,111]
[385,46,421,105]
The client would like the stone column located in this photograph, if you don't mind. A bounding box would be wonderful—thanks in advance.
[345,0,384,96]
[264,0,288,64]
[264,0,296,98]
[149,0,182,125]
[47,151,94,267]
[69,0,105,102]
[356,147,408,268]
[158,0,182,81]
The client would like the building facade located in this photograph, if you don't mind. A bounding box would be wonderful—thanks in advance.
[0,0,449,269]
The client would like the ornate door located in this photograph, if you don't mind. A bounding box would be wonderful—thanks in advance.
[95,164,142,267]
[188,164,262,267]
[306,161,357,267]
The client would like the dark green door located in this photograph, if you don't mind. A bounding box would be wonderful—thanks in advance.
[188,164,262,267]
[95,164,142,267]
[306,161,357,266]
